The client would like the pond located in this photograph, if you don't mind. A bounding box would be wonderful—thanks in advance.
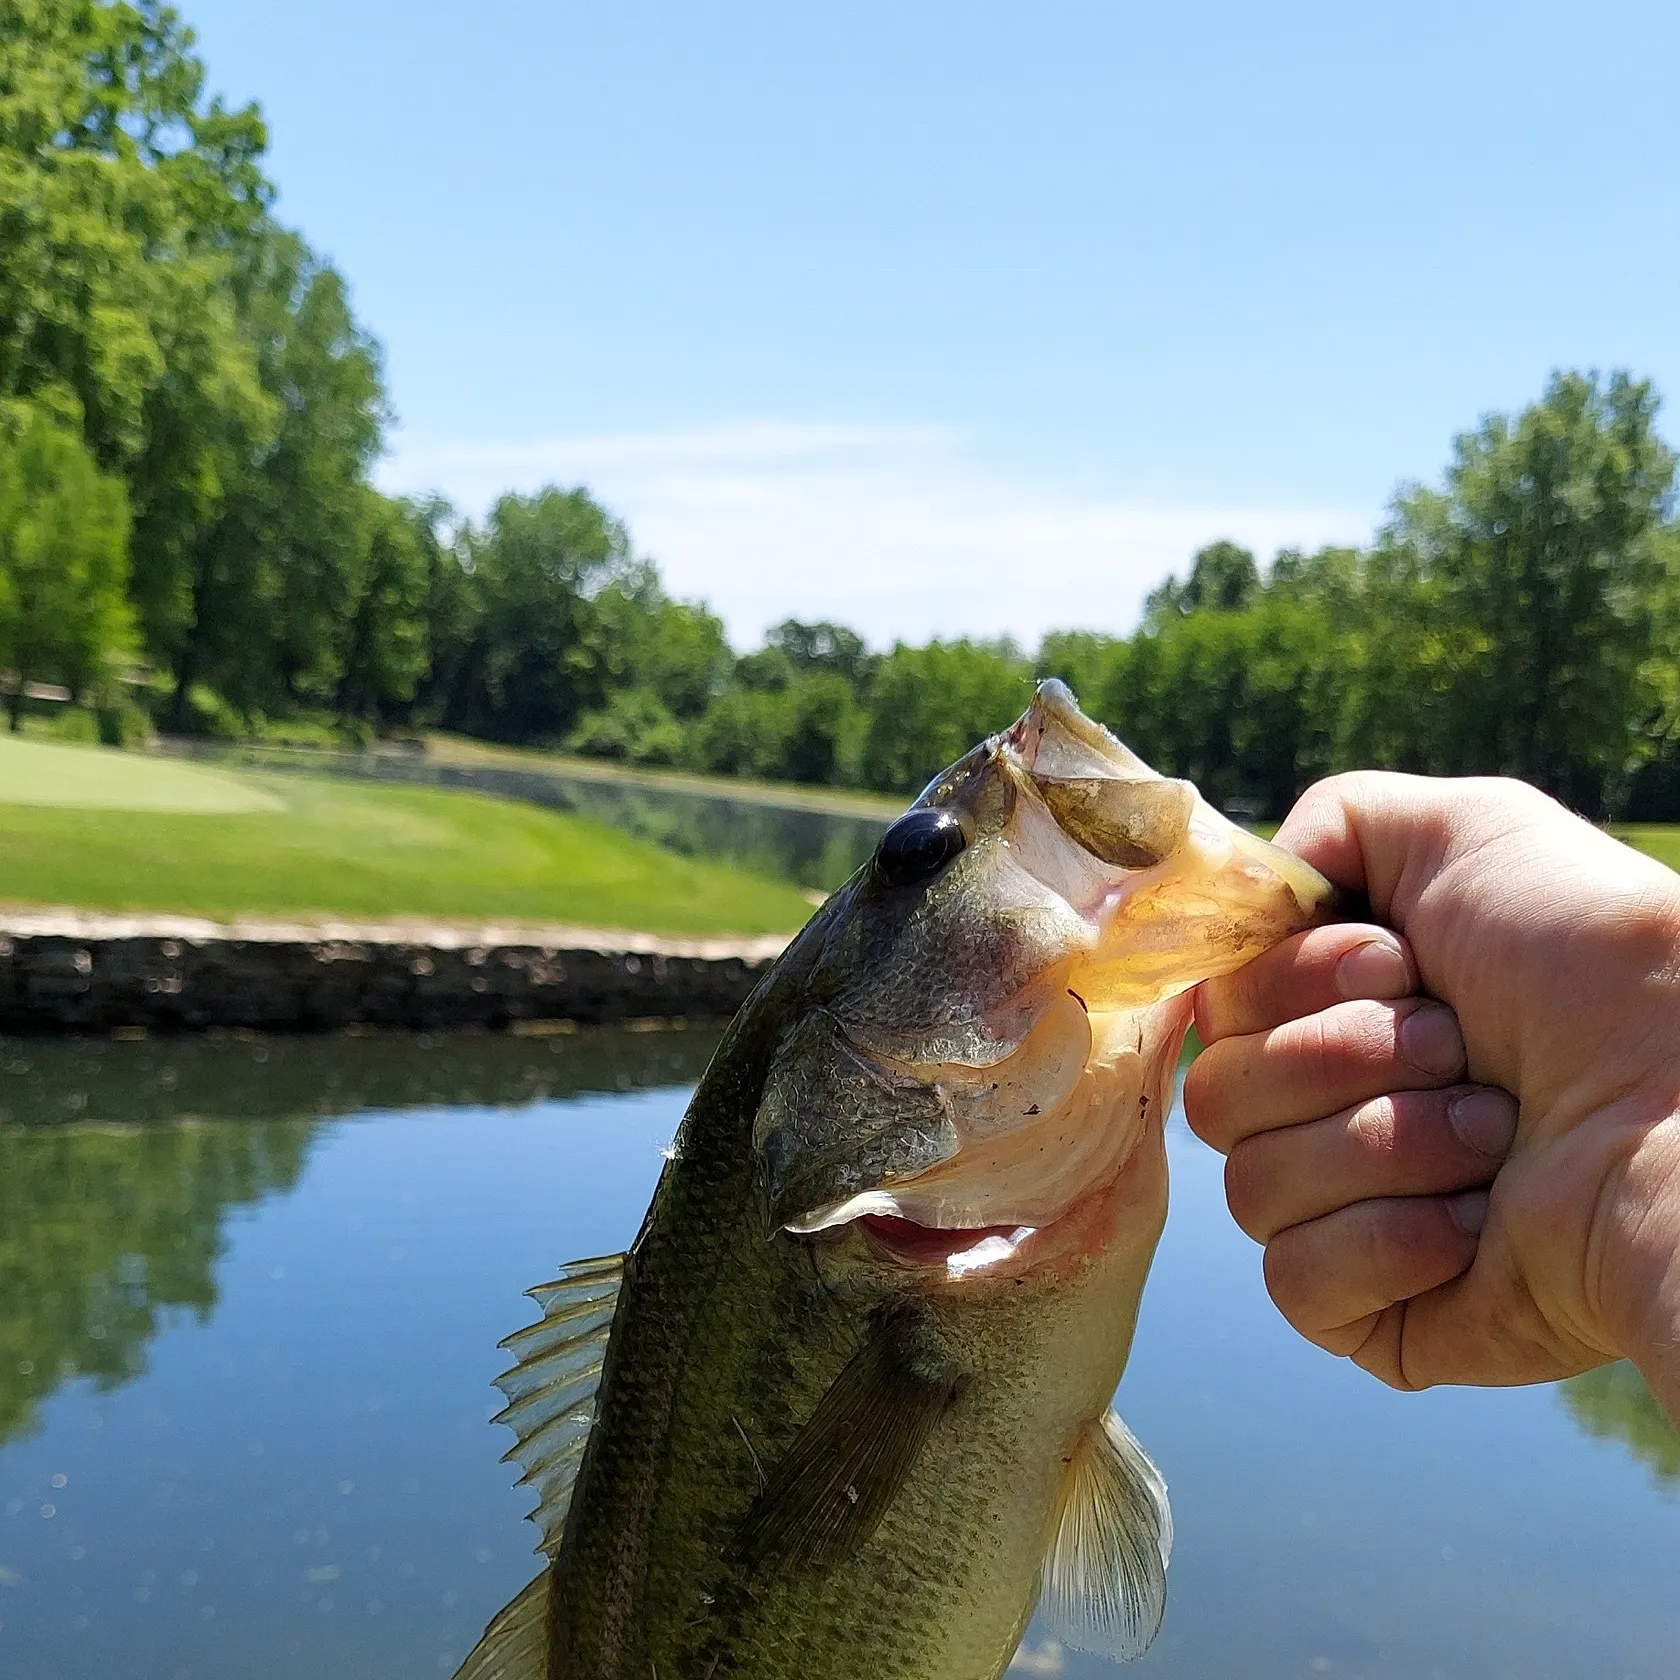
[0,1030,1675,1680]
[157,742,891,894]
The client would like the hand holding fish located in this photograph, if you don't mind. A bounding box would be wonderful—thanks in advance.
[1187,772,1680,1426]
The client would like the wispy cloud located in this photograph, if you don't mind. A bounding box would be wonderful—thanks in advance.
[380,422,1375,651]
[1008,1637,1066,1674]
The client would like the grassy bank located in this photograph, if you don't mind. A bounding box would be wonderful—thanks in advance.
[0,737,813,935]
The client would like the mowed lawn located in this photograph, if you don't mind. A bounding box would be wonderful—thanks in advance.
[0,738,813,935]
[1616,826,1680,873]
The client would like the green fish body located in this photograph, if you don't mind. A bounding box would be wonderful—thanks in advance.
[457,682,1331,1680]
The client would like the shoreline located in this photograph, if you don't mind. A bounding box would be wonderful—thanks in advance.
[0,909,791,1035]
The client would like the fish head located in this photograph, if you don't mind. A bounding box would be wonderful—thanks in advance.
[755,678,1334,1281]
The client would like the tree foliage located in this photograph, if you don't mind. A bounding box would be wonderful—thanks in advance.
[5,6,1680,821]
[0,403,132,727]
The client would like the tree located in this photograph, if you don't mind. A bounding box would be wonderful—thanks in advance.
[764,619,875,689]
[1144,539,1260,623]
[0,0,276,678]
[858,640,1032,793]
[462,487,637,742]
[334,492,431,726]
[1388,371,1677,811]
[164,229,387,722]
[586,571,731,722]
[0,404,132,728]
[1036,630,1128,719]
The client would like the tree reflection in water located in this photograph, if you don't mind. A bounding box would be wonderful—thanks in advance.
[0,1026,721,1447]
[0,1116,314,1443]
[1561,1362,1680,1488]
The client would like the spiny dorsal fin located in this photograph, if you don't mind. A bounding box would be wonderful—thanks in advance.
[492,1252,624,1558]
[737,1316,960,1574]
[451,1568,550,1680]
[1040,1407,1172,1662]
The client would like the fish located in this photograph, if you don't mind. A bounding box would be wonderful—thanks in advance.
[455,679,1332,1680]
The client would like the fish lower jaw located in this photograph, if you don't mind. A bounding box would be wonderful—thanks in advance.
[856,1214,1039,1278]
[843,1146,1159,1286]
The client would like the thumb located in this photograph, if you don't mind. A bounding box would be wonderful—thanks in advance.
[1272,771,1460,928]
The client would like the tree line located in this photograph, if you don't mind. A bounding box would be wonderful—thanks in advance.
[3,4,1679,820]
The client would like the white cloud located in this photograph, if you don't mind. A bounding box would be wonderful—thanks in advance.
[379,421,1375,652]
[1008,1638,1066,1675]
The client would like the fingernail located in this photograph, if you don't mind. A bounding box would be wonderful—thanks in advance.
[1334,938,1411,1001]
[1448,1188,1490,1236]
[1448,1088,1518,1159]
[1398,1003,1465,1078]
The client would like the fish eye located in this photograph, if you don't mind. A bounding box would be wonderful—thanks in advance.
[874,808,968,889]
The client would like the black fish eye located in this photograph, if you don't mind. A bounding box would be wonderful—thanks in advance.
[874,808,968,889]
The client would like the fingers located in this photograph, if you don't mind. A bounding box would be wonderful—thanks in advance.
[1186,996,1466,1151]
[1272,770,1566,927]
[1261,1190,1490,1363]
[1196,922,1416,1043]
[1223,1084,1518,1242]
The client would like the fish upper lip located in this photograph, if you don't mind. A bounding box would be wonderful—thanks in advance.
[1006,677,1149,783]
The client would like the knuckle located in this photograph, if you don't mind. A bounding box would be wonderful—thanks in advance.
[1364,1199,1468,1298]
[1315,1316,1378,1359]
[1192,977,1233,1044]
[1349,1307,1427,1390]
[1261,1234,1312,1321]
[1343,1095,1398,1160]
[1292,1009,1337,1090]
[1181,1048,1234,1147]
[1223,1143,1275,1240]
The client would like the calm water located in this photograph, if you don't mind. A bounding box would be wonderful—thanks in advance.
[0,1031,1675,1680]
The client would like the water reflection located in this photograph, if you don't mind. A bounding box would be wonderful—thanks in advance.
[538,775,885,892]
[0,1029,720,1454]
[0,1028,721,1131]
[0,1118,313,1446]
[1561,1363,1680,1489]
[0,1035,1675,1680]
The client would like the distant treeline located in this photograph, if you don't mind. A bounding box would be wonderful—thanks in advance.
[3,4,1679,820]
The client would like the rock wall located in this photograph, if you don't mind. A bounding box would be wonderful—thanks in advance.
[0,912,790,1033]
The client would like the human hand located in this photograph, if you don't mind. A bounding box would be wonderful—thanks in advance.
[1185,773,1680,1419]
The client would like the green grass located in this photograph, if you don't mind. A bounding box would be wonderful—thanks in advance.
[0,738,812,935]
[1613,827,1680,872]
[0,735,282,813]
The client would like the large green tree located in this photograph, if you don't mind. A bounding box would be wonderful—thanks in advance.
[1384,371,1678,809]
[858,639,1032,793]
[0,0,275,671]
[334,491,433,726]
[165,228,387,720]
[458,487,638,743]
[1,0,396,733]
[0,403,131,728]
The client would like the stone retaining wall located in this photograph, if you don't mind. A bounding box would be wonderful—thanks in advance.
[0,911,790,1033]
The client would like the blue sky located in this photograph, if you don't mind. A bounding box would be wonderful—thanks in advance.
[183,0,1680,648]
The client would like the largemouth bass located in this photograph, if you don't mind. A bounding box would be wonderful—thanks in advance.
[457,680,1331,1680]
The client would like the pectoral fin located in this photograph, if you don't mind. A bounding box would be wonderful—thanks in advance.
[738,1317,961,1573]
[1040,1408,1172,1662]
[451,1568,550,1680]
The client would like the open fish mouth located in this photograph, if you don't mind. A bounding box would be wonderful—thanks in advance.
[855,1215,1041,1277]
[757,680,1334,1269]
